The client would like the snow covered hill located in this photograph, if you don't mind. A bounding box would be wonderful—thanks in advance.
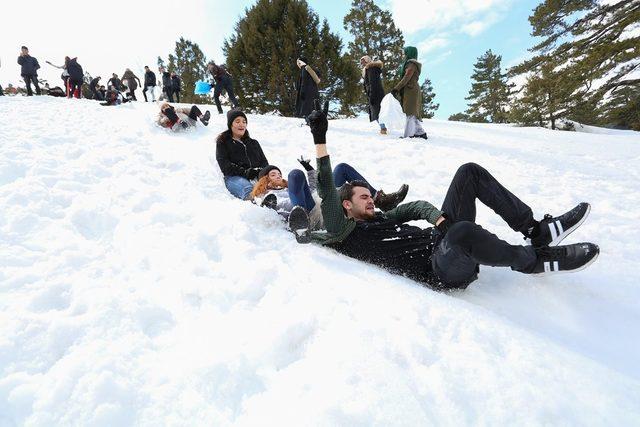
[1,96,639,426]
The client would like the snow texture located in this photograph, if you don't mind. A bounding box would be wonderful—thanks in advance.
[1,96,639,426]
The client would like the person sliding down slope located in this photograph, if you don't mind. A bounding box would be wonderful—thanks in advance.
[157,103,210,131]
[290,100,599,290]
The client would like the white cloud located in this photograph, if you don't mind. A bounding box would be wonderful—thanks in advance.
[389,0,513,34]
[417,36,450,55]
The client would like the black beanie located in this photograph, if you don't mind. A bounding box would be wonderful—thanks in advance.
[227,109,247,129]
[258,165,281,180]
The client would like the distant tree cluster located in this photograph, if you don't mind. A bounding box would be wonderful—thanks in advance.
[451,0,639,131]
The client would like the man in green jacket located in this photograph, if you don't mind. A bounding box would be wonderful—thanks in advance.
[290,101,599,290]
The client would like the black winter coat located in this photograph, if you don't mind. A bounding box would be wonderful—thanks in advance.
[144,70,156,86]
[89,77,100,90]
[215,131,268,177]
[17,55,40,76]
[161,71,171,87]
[171,75,181,91]
[295,67,319,118]
[67,58,83,82]
[364,65,385,122]
[108,77,123,91]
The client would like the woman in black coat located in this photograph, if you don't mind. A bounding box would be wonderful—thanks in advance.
[216,110,269,200]
[294,57,320,119]
[360,55,387,134]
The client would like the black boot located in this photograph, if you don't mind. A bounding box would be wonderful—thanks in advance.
[200,110,211,126]
[373,184,409,212]
[288,206,311,244]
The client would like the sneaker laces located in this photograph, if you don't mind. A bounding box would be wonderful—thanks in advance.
[536,245,567,260]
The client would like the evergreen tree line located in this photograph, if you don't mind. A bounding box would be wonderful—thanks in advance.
[158,0,439,118]
[450,0,639,131]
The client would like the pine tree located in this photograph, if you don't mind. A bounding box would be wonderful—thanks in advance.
[224,0,360,116]
[157,56,165,70]
[166,38,208,104]
[464,50,510,123]
[343,0,405,109]
[420,78,439,119]
[510,0,640,129]
[448,112,470,122]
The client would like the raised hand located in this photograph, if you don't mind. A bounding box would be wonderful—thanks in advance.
[297,156,314,171]
[307,99,329,145]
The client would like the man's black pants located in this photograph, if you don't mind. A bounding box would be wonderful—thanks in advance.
[164,87,174,102]
[24,75,41,96]
[213,75,238,113]
[187,105,202,120]
[431,163,537,288]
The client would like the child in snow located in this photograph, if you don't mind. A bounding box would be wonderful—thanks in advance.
[157,102,210,130]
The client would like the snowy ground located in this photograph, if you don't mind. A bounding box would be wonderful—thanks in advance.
[1,96,639,426]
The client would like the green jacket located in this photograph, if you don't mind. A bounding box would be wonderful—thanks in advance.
[310,155,442,245]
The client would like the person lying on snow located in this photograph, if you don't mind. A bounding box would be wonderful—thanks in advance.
[288,100,599,290]
[157,102,210,131]
[251,161,408,230]
[100,86,129,106]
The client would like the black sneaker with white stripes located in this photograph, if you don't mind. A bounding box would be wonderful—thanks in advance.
[530,242,599,275]
[288,206,311,244]
[531,202,591,247]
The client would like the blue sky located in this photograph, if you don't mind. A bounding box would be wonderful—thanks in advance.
[1,0,540,119]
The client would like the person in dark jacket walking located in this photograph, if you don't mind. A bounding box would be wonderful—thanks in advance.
[143,66,156,102]
[295,57,320,119]
[216,110,269,200]
[207,61,239,114]
[171,73,181,103]
[107,73,123,92]
[292,101,600,289]
[122,68,141,101]
[89,76,103,100]
[360,55,387,134]
[65,57,83,99]
[17,46,41,96]
[159,66,173,102]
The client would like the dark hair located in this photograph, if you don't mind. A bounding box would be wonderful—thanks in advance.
[339,180,370,203]
[216,128,251,144]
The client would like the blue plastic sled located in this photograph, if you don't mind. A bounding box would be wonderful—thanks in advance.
[194,81,212,95]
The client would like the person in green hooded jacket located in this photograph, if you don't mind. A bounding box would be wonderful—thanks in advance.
[391,46,428,140]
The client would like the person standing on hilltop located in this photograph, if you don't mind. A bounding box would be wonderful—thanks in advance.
[295,57,320,121]
[391,46,427,140]
[17,46,41,96]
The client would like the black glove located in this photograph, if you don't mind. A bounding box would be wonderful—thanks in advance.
[391,89,399,98]
[245,167,260,180]
[307,99,329,145]
[180,121,189,129]
[297,156,314,171]
[436,215,452,234]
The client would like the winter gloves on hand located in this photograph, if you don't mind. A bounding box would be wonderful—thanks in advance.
[245,167,262,180]
[308,99,329,145]
[297,156,314,171]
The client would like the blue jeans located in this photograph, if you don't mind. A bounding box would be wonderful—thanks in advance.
[288,169,316,211]
[332,163,377,196]
[224,175,253,200]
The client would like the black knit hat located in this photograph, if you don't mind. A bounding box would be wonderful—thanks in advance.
[258,165,281,180]
[227,109,247,129]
